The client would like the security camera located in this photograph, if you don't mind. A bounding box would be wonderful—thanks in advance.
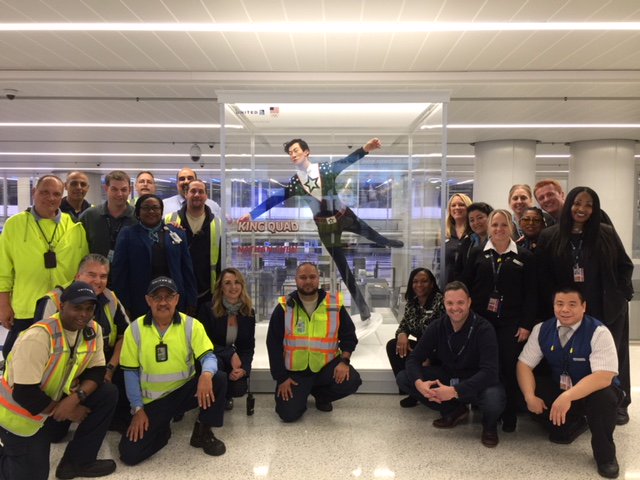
[4,89,18,100]
[190,144,201,162]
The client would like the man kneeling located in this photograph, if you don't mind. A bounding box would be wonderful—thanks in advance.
[396,281,506,447]
[517,288,623,479]
[119,277,227,465]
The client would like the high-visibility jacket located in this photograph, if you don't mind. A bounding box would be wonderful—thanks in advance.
[120,312,213,404]
[0,209,88,319]
[165,210,222,291]
[0,315,101,436]
[44,286,121,348]
[280,293,342,372]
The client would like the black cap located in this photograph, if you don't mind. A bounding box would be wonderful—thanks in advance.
[60,281,98,305]
[147,276,178,295]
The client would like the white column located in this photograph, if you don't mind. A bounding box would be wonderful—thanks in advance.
[569,139,636,251]
[17,177,31,211]
[473,140,537,210]
[85,173,103,206]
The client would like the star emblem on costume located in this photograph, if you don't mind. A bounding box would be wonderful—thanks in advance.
[304,175,320,192]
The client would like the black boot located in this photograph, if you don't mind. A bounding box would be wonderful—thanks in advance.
[190,421,226,456]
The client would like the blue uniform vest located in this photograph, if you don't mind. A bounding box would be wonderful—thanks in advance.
[538,315,600,385]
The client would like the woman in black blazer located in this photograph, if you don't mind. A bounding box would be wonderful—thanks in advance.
[198,268,256,411]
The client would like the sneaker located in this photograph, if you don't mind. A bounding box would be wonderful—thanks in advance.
[481,429,499,448]
[399,396,418,408]
[190,421,226,456]
[55,459,116,479]
[225,398,234,411]
[315,399,333,412]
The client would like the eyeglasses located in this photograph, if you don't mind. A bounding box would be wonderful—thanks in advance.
[520,217,543,224]
[149,293,177,302]
[140,205,162,212]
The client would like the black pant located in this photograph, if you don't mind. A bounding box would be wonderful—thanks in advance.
[119,371,227,466]
[0,382,117,480]
[274,357,362,422]
[2,319,33,359]
[494,323,525,419]
[316,208,398,318]
[385,337,418,393]
[533,374,622,464]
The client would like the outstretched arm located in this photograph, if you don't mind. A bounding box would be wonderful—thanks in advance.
[330,137,382,175]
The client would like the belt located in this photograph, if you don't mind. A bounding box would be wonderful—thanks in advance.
[314,210,347,225]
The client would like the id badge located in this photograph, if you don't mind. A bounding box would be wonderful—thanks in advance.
[559,373,573,391]
[450,378,460,387]
[107,249,115,262]
[44,250,57,269]
[573,266,584,283]
[487,293,501,313]
[295,320,306,334]
[155,343,168,362]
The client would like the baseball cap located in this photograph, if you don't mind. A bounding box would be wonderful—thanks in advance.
[147,276,178,295]
[60,281,98,304]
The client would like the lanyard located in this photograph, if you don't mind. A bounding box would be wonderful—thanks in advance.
[570,238,583,266]
[489,251,504,290]
[447,315,476,358]
[32,215,59,250]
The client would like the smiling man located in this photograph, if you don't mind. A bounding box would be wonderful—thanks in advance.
[0,281,118,480]
[396,281,506,448]
[60,171,91,220]
[162,167,221,217]
[517,288,623,479]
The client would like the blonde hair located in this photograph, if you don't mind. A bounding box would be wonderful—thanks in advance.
[508,184,533,202]
[445,193,472,239]
[212,268,253,317]
[488,209,516,239]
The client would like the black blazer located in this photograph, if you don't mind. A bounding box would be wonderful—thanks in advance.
[197,302,256,376]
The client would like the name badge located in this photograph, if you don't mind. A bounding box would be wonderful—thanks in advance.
[512,259,524,267]
[572,357,587,362]
[559,373,573,391]
[487,293,501,313]
[295,320,306,334]
[573,266,585,282]
[156,343,168,362]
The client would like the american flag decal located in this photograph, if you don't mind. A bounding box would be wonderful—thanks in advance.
[270,106,280,117]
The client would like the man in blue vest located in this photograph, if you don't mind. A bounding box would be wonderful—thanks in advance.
[0,281,118,480]
[266,262,362,422]
[517,287,623,479]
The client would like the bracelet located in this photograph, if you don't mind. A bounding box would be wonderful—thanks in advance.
[106,364,115,372]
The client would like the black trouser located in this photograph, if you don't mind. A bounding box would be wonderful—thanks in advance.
[274,357,362,423]
[316,208,398,318]
[533,374,622,464]
[385,337,418,393]
[2,318,33,359]
[396,365,506,431]
[604,310,631,407]
[119,371,227,466]
[0,382,118,480]
[493,323,525,420]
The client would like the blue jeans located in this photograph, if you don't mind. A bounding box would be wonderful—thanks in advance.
[396,365,505,430]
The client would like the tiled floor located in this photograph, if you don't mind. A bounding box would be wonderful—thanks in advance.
[46,329,640,480]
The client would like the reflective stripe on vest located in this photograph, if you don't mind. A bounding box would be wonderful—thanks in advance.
[130,313,195,403]
[165,212,222,291]
[0,316,100,436]
[102,290,119,348]
[280,293,341,372]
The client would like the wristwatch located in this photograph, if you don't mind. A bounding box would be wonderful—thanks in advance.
[340,357,350,366]
[76,388,88,402]
[106,363,115,372]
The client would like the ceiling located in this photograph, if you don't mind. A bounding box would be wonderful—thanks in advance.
[0,0,639,179]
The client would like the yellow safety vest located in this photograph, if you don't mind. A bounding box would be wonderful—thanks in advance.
[45,287,121,348]
[125,313,204,404]
[0,315,100,436]
[165,211,222,290]
[280,293,342,372]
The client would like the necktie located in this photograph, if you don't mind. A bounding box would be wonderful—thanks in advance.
[558,325,573,347]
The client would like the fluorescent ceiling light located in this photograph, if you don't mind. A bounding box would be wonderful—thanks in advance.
[422,123,640,129]
[0,22,639,33]
[0,122,242,129]
[234,103,430,114]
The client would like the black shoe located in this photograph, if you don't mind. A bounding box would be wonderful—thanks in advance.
[315,399,333,412]
[549,416,589,444]
[399,396,418,408]
[56,459,116,479]
[225,398,234,411]
[501,413,517,433]
[432,405,469,429]
[190,421,226,456]
[597,458,619,479]
[616,406,629,426]
[481,429,499,448]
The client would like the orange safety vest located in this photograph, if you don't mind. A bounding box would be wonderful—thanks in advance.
[0,315,101,436]
[280,293,342,372]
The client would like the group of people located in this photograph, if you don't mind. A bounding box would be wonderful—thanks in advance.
[0,140,634,480]
[388,180,632,479]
